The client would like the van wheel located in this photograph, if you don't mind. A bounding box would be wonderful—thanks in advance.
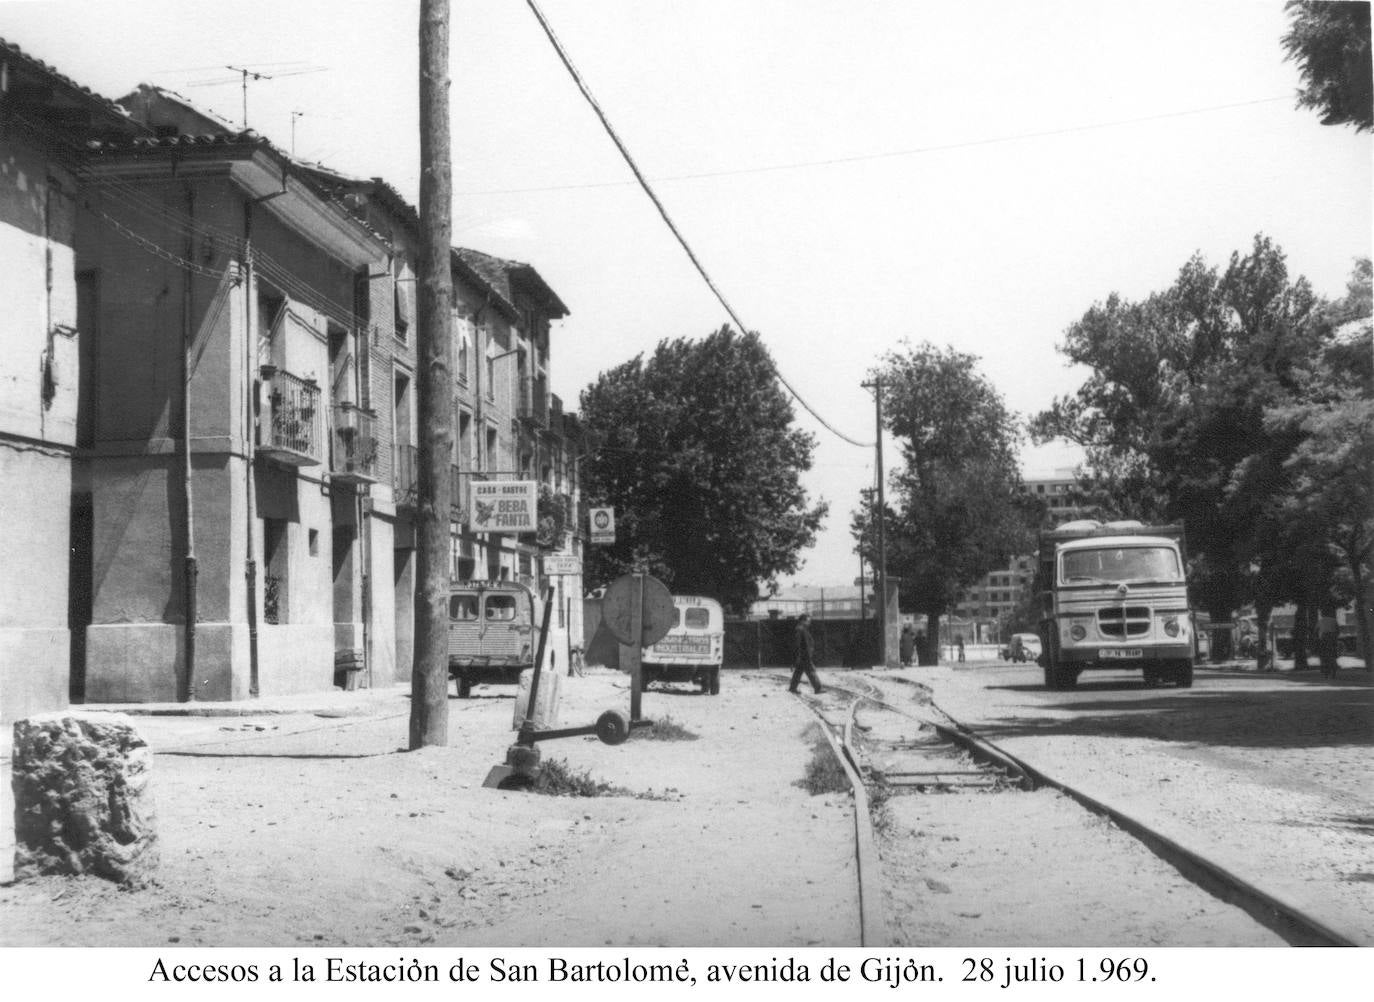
[709,668,721,695]
[458,676,472,699]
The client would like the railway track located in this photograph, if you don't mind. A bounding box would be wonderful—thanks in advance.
[788,671,1358,949]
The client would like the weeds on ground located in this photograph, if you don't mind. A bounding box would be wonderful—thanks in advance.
[630,715,698,741]
[533,758,675,801]
[534,758,633,798]
[795,723,850,796]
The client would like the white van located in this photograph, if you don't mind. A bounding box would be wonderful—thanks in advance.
[641,595,725,695]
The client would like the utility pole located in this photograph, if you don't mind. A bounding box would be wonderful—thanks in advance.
[410,0,454,749]
[862,378,890,667]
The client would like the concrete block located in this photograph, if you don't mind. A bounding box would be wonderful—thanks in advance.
[11,711,157,886]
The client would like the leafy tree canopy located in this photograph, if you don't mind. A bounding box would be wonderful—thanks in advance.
[1282,0,1373,132]
[578,327,826,614]
[854,343,1038,629]
[1033,238,1366,627]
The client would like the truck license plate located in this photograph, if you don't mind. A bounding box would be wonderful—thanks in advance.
[1100,648,1143,659]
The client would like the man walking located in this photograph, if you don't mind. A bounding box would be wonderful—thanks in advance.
[790,613,824,694]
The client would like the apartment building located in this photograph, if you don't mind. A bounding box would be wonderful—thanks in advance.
[954,469,1084,632]
[0,39,150,722]
[0,42,584,714]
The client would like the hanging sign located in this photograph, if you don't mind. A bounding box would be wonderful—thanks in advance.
[543,554,582,576]
[589,507,616,545]
[469,480,537,533]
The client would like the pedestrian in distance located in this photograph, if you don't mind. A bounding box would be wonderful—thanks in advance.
[899,623,916,666]
[957,636,966,662]
[789,613,824,694]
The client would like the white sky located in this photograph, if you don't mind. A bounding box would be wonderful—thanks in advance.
[3,0,1369,588]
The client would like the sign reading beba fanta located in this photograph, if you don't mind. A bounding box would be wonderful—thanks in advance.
[469,480,537,533]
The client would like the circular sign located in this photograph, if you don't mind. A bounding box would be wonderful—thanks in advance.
[593,510,611,530]
[601,573,675,648]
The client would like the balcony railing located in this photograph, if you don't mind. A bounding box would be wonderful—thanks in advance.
[259,366,322,467]
[331,404,379,484]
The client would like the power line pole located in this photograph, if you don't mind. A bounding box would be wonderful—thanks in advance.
[410,0,454,749]
[862,378,890,666]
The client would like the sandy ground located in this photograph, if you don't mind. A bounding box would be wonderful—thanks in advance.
[1,657,1368,950]
[0,669,858,948]
[886,659,1374,945]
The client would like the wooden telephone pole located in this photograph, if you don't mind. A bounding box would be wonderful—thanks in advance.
[410,0,455,749]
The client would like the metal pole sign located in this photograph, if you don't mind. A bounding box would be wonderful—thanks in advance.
[543,554,582,576]
[469,480,538,533]
[589,507,615,544]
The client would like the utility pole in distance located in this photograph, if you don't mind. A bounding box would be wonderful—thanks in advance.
[410,0,454,749]
[861,378,890,667]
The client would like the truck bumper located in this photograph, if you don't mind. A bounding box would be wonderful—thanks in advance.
[1058,643,1194,668]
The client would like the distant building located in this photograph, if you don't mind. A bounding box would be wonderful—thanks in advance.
[953,467,1087,636]
[750,585,873,620]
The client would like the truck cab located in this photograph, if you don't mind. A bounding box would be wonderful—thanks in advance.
[1035,521,1195,690]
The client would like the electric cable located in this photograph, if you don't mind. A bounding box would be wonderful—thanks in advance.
[524,0,873,450]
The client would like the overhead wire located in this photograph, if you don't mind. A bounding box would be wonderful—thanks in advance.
[459,95,1293,196]
[523,0,874,450]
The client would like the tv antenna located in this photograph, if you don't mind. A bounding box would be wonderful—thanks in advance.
[184,64,326,130]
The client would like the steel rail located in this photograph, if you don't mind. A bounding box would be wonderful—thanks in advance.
[862,673,1361,948]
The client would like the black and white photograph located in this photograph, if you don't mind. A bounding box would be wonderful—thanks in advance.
[0,0,1369,989]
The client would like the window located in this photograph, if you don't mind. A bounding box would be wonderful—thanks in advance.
[456,315,471,385]
[263,518,289,624]
[449,595,478,620]
[684,607,711,629]
[393,264,413,342]
[485,595,517,621]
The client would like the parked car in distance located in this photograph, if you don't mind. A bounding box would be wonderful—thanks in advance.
[1009,633,1042,663]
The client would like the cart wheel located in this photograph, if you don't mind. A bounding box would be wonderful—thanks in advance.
[594,709,631,746]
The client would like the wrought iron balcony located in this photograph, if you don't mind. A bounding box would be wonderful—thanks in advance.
[330,404,379,485]
[258,365,322,467]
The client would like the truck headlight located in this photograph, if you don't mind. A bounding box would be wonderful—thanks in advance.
[1163,616,1179,637]
[1069,622,1087,641]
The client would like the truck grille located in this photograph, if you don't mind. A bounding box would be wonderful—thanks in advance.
[1098,606,1151,637]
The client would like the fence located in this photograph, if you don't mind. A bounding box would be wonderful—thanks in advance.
[580,600,879,671]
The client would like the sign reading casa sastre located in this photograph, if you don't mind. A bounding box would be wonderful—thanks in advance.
[469,480,537,533]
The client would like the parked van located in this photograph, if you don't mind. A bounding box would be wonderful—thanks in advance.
[447,581,542,697]
[641,596,724,695]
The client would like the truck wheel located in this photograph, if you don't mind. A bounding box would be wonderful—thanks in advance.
[709,668,721,695]
[1051,663,1078,689]
[1173,661,1194,688]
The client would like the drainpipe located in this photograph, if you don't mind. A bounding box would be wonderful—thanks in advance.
[243,202,261,697]
[181,184,198,701]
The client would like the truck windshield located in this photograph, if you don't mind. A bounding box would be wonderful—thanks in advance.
[1062,546,1180,583]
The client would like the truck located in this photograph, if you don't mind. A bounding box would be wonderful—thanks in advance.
[447,580,542,698]
[1034,520,1196,690]
[640,595,724,695]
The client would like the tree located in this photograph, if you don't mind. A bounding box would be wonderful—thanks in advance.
[854,343,1038,661]
[409,0,453,750]
[578,327,826,614]
[1282,1,1373,132]
[1261,260,1374,664]
[1032,237,1327,631]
